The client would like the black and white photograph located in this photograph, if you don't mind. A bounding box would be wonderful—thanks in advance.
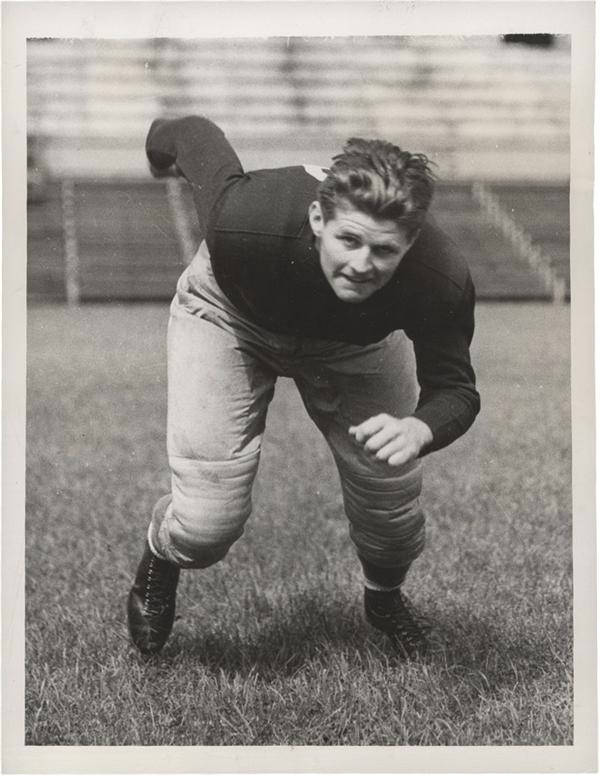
[2,1,596,772]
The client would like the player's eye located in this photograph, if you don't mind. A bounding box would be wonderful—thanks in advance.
[373,245,398,257]
[339,234,360,248]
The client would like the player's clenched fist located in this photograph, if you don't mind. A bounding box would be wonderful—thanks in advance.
[349,414,433,467]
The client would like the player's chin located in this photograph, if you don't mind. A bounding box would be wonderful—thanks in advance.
[332,283,378,303]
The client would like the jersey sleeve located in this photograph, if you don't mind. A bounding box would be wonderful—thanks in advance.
[145,115,244,236]
[407,275,480,454]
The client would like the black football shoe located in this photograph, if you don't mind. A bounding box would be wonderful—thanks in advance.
[127,541,180,655]
[364,587,430,658]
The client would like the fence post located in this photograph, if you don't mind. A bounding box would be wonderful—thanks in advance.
[60,178,80,306]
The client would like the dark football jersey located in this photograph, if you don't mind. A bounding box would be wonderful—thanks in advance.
[146,116,480,451]
[208,165,474,347]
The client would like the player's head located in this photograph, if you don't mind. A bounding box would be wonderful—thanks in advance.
[318,137,435,238]
[308,138,435,303]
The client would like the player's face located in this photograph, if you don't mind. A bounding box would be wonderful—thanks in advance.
[309,201,416,303]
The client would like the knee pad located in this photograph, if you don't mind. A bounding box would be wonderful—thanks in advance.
[339,460,425,568]
[158,451,260,568]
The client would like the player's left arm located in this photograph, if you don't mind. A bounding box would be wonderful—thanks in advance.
[350,279,480,466]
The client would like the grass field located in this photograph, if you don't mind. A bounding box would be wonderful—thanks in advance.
[25,301,572,746]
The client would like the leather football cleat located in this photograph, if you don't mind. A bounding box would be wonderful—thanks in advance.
[127,541,180,654]
[364,587,430,658]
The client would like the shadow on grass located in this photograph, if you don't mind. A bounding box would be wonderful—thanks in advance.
[427,607,573,695]
[126,589,571,693]
[136,597,368,677]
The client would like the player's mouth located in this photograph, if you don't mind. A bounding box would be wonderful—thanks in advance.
[339,273,374,285]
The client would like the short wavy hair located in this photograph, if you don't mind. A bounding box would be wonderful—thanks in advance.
[318,138,436,238]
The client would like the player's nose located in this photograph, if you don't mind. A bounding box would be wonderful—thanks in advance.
[347,246,373,275]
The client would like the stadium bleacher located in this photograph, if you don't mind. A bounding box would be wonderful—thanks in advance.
[26,36,570,303]
[27,36,570,178]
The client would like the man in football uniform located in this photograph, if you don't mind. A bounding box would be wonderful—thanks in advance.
[127,115,480,658]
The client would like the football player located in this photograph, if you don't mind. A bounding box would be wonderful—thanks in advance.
[127,116,480,658]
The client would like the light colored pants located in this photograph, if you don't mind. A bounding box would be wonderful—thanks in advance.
[150,243,425,572]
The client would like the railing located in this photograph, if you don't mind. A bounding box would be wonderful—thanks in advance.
[472,182,568,303]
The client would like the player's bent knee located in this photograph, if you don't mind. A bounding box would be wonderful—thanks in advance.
[340,460,426,568]
[163,513,238,568]
[340,459,422,522]
[161,452,259,568]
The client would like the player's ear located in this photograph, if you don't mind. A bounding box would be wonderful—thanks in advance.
[308,201,324,237]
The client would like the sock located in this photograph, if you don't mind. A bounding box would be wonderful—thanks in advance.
[146,496,172,560]
[364,578,403,593]
[359,554,411,590]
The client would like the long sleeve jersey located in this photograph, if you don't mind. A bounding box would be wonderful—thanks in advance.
[146,116,480,453]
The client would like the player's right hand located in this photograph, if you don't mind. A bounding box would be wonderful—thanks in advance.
[146,119,178,177]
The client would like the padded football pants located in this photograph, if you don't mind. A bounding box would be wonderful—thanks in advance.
[149,244,425,578]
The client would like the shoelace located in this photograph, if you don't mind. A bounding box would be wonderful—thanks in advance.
[142,556,177,617]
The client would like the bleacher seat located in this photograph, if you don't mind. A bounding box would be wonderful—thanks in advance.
[27,36,570,180]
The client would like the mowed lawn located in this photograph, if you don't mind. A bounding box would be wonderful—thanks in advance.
[25,302,572,746]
